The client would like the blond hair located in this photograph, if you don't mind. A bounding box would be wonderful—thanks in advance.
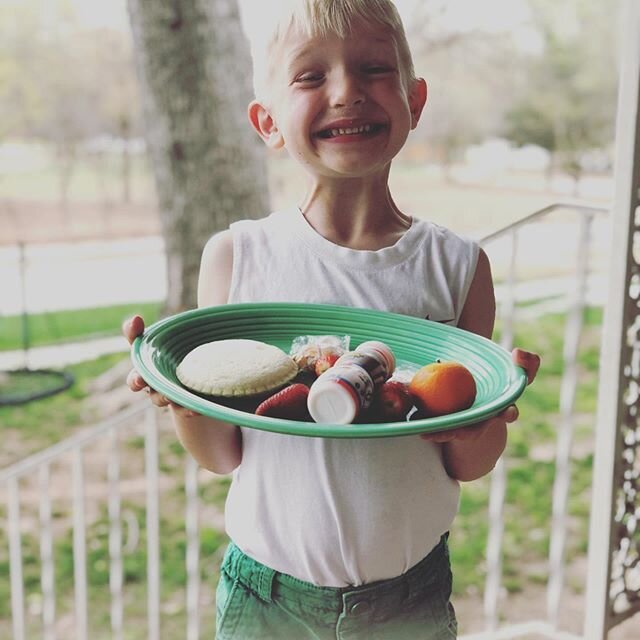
[242,0,416,103]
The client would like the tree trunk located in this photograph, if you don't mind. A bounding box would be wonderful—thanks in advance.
[119,116,132,204]
[127,0,269,313]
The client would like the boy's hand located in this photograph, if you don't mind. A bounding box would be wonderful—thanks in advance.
[512,347,541,385]
[420,348,540,443]
[123,315,198,418]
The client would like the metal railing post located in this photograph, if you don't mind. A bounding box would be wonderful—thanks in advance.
[185,455,200,640]
[39,464,56,640]
[72,448,88,640]
[8,477,25,640]
[546,212,594,626]
[483,225,518,630]
[108,428,124,640]
[585,0,640,634]
[145,406,161,640]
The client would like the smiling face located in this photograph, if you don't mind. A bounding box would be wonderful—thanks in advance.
[248,20,427,180]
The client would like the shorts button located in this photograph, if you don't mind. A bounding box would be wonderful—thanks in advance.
[349,600,371,616]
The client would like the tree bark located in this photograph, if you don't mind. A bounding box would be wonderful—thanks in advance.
[127,0,269,313]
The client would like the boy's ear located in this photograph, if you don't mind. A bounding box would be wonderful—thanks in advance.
[248,100,284,149]
[408,78,428,129]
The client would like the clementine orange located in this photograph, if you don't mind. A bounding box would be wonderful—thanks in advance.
[408,361,476,417]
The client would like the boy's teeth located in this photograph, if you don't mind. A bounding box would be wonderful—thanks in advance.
[328,124,372,137]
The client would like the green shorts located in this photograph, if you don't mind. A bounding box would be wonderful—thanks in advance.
[215,535,457,639]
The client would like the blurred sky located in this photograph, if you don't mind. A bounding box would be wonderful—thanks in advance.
[7,0,539,50]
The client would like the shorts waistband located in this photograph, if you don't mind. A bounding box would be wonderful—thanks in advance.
[220,535,449,609]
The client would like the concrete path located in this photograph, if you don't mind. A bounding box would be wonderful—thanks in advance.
[0,336,130,370]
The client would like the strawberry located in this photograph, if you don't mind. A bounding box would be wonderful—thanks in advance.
[255,383,310,420]
[372,381,414,422]
[314,353,340,377]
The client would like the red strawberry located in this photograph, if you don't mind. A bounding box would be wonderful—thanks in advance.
[314,353,340,377]
[373,381,414,422]
[255,383,310,420]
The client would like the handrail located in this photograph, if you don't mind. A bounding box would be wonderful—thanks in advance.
[475,198,610,637]
[0,401,148,484]
[1,401,163,640]
[479,201,609,245]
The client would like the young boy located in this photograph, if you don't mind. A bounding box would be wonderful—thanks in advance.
[124,1,540,637]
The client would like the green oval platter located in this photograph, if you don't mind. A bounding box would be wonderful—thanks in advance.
[132,302,528,438]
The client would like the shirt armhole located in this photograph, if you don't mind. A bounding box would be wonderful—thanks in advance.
[455,240,480,325]
[227,222,244,304]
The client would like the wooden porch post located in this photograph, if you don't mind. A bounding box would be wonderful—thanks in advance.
[585,0,640,637]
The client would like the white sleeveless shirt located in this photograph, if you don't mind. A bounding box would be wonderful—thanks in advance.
[224,207,479,587]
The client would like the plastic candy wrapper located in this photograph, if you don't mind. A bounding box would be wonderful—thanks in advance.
[290,335,350,373]
[388,362,421,385]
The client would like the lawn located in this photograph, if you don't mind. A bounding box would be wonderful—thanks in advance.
[0,302,163,351]
[0,151,156,203]
[0,301,602,637]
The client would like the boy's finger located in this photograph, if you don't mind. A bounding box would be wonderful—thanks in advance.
[420,424,479,442]
[512,349,541,384]
[502,405,519,422]
[126,368,147,392]
[169,402,198,418]
[122,315,145,345]
[149,391,171,407]
[420,431,455,443]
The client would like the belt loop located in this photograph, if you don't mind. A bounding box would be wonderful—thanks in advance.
[255,565,276,603]
[224,542,276,603]
[221,542,236,575]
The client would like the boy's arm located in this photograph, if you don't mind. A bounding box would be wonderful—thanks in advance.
[426,249,539,482]
[175,229,242,473]
[125,230,242,475]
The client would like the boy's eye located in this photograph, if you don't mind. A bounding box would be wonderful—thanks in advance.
[364,65,394,75]
[294,72,324,84]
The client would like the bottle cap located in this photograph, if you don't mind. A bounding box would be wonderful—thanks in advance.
[307,377,359,424]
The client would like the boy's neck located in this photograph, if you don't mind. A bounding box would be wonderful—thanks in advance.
[299,175,412,251]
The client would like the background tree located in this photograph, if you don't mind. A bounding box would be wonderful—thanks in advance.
[0,2,45,141]
[91,29,143,204]
[503,0,618,187]
[1,1,142,207]
[127,0,269,313]
[39,31,102,210]
[406,2,522,174]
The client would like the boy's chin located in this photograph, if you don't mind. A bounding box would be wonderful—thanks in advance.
[315,158,391,179]
[306,166,384,181]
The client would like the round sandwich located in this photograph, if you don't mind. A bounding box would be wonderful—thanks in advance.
[176,339,298,397]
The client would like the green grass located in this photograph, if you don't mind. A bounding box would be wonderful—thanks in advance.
[0,302,163,351]
[0,353,131,455]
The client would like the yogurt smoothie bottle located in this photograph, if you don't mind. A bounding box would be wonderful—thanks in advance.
[307,340,396,424]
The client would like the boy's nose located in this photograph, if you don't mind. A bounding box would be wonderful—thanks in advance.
[329,73,365,108]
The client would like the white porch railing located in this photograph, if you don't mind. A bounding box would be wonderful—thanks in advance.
[2,200,623,640]
[471,202,609,639]
[0,402,205,640]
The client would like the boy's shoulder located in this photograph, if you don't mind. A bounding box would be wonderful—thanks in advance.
[230,208,294,232]
[411,217,478,248]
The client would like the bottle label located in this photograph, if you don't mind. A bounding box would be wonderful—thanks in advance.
[321,365,374,410]
[337,351,389,386]
[356,341,396,375]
